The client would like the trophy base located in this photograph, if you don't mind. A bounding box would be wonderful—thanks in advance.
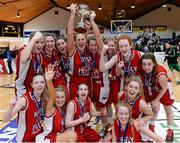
[74,27,87,34]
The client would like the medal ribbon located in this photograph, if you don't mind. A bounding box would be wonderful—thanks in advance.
[78,98,87,133]
[121,52,133,77]
[78,49,94,69]
[31,90,44,120]
[144,73,152,95]
[33,54,42,74]
[118,120,129,142]
[61,56,70,72]
[126,95,138,108]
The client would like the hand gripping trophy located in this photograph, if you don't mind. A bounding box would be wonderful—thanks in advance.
[74,4,91,33]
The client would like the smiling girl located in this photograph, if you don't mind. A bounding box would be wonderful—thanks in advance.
[36,64,77,142]
[112,102,164,142]
[65,83,110,142]
[3,74,46,142]
[67,4,95,99]
[141,53,174,142]
[118,76,153,140]
[119,76,153,122]
[100,35,142,91]
[15,31,45,98]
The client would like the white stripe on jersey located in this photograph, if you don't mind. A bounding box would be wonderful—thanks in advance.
[68,53,75,75]
[16,96,28,142]
[15,59,31,99]
[102,55,110,87]
[36,114,55,142]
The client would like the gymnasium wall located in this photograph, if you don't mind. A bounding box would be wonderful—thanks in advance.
[24,5,180,39]
[24,7,80,35]
[133,4,180,39]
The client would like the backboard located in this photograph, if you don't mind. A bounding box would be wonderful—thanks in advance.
[110,20,132,34]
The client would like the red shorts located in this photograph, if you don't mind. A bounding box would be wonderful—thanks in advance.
[108,79,120,104]
[69,76,92,99]
[145,89,174,106]
[78,127,101,142]
[92,80,111,109]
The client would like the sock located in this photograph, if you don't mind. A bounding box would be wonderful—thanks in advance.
[168,125,173,130]
[150,120,155,125]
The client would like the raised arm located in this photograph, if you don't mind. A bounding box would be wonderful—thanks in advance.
[99,45,117,72]
[89,11,103,51]
[3,97,26,122]
[20,31,43,63]
[45,64,55,117]
[67,4,77,56]
[139,99,153,122]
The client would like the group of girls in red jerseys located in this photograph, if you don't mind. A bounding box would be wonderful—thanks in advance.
[3,3,175,143]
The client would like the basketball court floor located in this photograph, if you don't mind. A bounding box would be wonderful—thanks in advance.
[0,63,180,142]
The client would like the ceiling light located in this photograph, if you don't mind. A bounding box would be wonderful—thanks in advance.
[162,4,167,7]
[17,10,20,18]
[98,3,102,10]
[67,3,70,9]
[131,3,135,9]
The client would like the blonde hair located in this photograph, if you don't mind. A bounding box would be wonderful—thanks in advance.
[55,86,67,97]
[116,102,132,118]
[125,76,144,99]
[116,102,134,141]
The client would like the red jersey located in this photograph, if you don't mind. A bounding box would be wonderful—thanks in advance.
[91,51,110,108]
[141,64,174,104]
[114,119,141,142]
[120,92,142,119]
[108,57,120,104]
[42,49,66,87]
[15,50,43,98]
[71,97,91,135]
[91,51,102,80]
[69,48,93,98]
[36,108,65,142]
[91,51,109,85]
[69,48,94,77]
[59,54,70,75]
[117,50,142,78]
[17,91,43,142]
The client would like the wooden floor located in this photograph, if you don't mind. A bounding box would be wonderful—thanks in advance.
[0,66,180,128]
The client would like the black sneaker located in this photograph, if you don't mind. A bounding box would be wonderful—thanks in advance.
[165,129,174,142]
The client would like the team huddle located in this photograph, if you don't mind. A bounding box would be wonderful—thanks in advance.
[3,4,174,143]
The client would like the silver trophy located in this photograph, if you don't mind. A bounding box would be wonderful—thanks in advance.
[74,4,91,33]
